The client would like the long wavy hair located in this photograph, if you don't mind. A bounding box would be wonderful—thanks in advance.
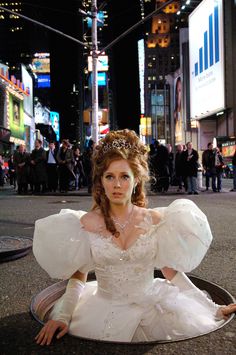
[91,129,149,237]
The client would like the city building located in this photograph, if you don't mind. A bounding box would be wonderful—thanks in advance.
[139,0,236,164]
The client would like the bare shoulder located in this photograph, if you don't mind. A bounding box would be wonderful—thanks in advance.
[80,209,104,233]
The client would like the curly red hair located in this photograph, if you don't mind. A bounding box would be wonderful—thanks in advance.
[91,129,149,236]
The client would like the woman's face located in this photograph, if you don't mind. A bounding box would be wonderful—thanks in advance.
[101,159,136,206]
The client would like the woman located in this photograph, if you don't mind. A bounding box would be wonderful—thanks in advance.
[33,130,236,345]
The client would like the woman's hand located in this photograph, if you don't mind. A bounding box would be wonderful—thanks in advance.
[217,303,236,320]
[35,319,68,346]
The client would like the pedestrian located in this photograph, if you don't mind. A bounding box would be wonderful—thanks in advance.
[153,140,169,192]
[214,147,224,192]
[230,150,236,192]
[8,154,16,188]
[57,139,75,193]
[14,144,30,194]
[202,142,217,192]
[73,147,84,191]
[182,141,199,195]
[46,141,58,192]
[31,139,47,194]
[33,129,236,345]
[174,144,185,192]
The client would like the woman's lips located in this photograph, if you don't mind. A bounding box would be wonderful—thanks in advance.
[112,192,123,197]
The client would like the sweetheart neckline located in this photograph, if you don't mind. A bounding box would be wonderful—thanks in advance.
[79,220,160,252]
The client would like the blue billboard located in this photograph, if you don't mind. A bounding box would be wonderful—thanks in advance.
[50,111,60,142]
[36,74,51,88]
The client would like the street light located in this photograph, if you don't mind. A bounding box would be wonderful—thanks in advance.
[0,0,174,144]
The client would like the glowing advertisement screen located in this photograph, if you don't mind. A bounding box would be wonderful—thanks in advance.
[89,72,107,87]
[138,39,145,115]
[50,111,60,142]
[189,0,225,119]
[36,74,51,88]
[9,95,24,140]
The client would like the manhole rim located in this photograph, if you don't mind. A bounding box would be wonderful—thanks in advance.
[0,236,33,262]
[30,273,235,345]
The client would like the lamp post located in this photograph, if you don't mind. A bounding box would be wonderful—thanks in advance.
[0,0,174,144]
[91,0,99,144]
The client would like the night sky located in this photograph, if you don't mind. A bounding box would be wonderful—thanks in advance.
[2,1,148,139]
[32,1,145,137]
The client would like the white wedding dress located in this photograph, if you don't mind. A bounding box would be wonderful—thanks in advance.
[33,199,225,342]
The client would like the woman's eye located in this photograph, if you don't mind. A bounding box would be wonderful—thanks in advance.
[122,175,130,180]
[105,175,113,180]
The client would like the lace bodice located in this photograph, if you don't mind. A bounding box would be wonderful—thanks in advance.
[33,199,213,281]
[87,225,157,302]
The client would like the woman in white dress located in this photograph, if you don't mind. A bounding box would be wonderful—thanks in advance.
[33,129,236,346]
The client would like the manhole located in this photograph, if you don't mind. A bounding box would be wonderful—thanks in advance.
[0,236,32,262]
[30,271,235,344]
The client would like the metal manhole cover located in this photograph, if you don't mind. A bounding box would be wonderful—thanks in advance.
[30,271,235,344]
[0,236,32,262]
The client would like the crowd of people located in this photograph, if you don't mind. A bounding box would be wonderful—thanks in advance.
[149,140,236,194]
[0,138,236,194]
[0,138,94,194]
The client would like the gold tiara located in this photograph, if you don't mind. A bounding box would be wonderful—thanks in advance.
[101,139,132,153]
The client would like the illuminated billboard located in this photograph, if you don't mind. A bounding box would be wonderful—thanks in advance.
[9,94,24,140]
[89,72,107,87]
[36,74,51,88]
[174,75,183,143]
[50,111,60,142]
[189,0,225,119]
[21,64,33,118]
[87,11,104,28]
[88,55,108,72]
[32,53,50,73]
[138,39,145,115]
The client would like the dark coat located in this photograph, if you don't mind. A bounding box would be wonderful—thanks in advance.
[175,151,184,176]
[31,147,47,183]
[14,151,30,184]
[182,149,199,177]
[57,147,75,178]
[153,145,169,177]
[202,149,215,171]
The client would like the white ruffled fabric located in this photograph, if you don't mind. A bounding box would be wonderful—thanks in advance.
[33,198,225,342]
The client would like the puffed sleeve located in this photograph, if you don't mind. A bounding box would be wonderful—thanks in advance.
[153,199,213,272]
[33,209,94,280]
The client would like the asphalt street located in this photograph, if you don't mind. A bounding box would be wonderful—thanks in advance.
[0,181,235,355]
